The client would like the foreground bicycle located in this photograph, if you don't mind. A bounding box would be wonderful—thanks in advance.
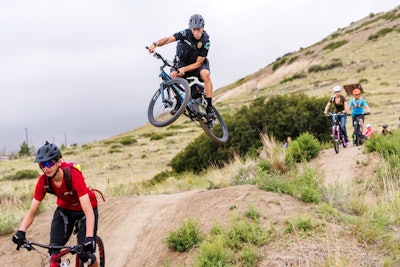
[349,112,370,146]
[325,112,347,153]
[17,236,105,267]
[146,47,228,144]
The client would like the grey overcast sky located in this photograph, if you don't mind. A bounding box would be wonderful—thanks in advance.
[1,0,398,153]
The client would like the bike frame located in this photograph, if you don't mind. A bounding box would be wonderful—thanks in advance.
[326,112,347,153]
[22,241,82,267]
[352,114,365,146]
[147,48,229,144]
[20,235,105,267]
[156,56,187,107]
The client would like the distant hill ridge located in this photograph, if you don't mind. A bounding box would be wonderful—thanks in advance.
[214,5,400,130]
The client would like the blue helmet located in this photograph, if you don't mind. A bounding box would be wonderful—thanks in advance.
[189,14,205,28]
[34,141,62,163]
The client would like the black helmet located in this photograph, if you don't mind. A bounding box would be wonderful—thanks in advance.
[383,124,388,129]
[189,14,205,28]
[34,141,62,163]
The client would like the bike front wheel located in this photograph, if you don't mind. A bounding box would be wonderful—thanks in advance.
[332,127,339,153]
[354,123,362,146]
[148,78,190,127]
[78,236,105,267]
[196,106,228,144]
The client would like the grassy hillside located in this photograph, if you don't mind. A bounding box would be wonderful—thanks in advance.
[1,5,399,200]
[3,7,399,183]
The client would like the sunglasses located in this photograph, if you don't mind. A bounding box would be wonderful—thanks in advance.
[39,160,57,169]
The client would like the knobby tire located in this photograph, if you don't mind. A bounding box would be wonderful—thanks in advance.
[333,126,339,153]
[354,122,362,146]
[148,78,190,127]
[78,236,105,267]
[197,106,228,144]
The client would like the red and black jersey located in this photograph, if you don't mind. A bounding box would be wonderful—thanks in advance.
[34,162,98,211]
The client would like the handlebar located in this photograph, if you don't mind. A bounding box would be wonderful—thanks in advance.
[325,111,346,117]
[145,46,179,72]
[346,112,371,117]
[20,240,82,254]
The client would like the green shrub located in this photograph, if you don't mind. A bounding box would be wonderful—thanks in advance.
[272,57,287,71]
[368,27,394,40]
[118,136,137,145]
[230,167,255,186]
[365,132,400,157]
[308,58,343,73]
[4,169,39,181]
[164,218,202,252]
[257,166,322,204]
[0,209,17,235]
[194,235,232,267]
[150,132,174,141]
[170,94,329,174]
[194,208,272,267]
[286,132,320,162]
[280,73,306,83]
[285,215,314,234]
[322,40,348,51]
[287,56,299,65]
[108,148,123,154]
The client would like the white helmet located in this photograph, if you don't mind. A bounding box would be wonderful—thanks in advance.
[333,85,342,92]
[366,124,371,128]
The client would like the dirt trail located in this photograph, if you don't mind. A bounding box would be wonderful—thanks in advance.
[1,145,381,266]
[308,144,379,184]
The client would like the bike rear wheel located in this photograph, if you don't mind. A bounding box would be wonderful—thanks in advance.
[77,236,105,267]
[196,105,228,144]
[148,78,190,127]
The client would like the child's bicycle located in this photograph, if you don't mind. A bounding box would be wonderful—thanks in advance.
[17,236,105,267]
[146,47,229,144]
[349,112,370,146]
[325,112,347,153]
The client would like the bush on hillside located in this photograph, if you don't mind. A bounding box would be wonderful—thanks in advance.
[365,131,400,157]
[4,169,39,181]
[286,132,321,163]
[170,94,330,174]
[163,218,202,252]
[368,27,394,41]
[322,40,348,51]
[308,58,343,73]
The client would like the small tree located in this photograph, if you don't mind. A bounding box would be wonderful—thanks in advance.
[18,141,30,157]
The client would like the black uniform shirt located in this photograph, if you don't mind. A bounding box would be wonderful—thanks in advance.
[173,29,210,65]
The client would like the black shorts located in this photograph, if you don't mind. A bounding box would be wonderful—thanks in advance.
[50,206,98,249]
[175,58,210,81]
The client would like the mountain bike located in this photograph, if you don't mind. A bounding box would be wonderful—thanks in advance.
[349,112,370,146]
[325,112,347,153]
[17,236,105,267]
[146,47,229,144]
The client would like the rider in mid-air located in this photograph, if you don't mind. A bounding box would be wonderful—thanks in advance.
[12,142,99,267]
[323,85,349,143]
[147,14,215,116]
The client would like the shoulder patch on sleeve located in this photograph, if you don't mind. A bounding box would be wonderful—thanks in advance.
[181,30,187,36]
[204,42,210,50]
